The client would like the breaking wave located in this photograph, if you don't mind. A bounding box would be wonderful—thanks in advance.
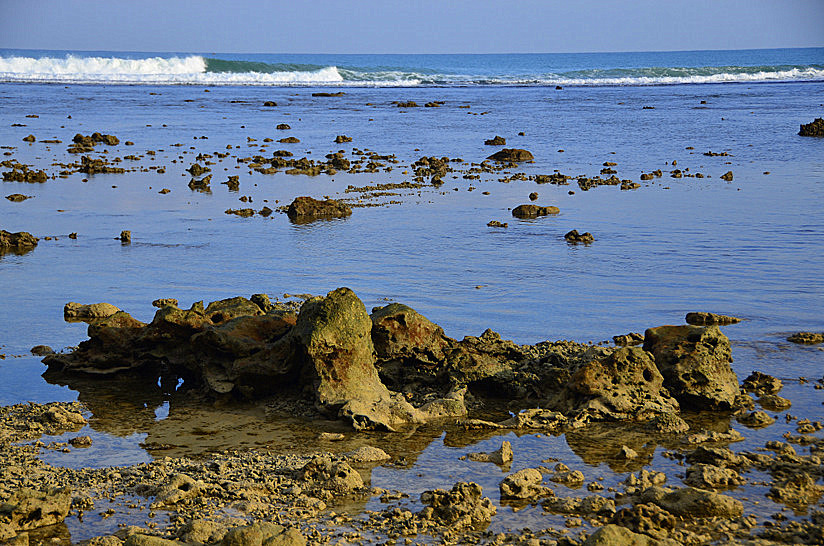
[0,53,822,87]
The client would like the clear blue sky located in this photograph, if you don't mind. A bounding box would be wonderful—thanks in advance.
[1,0,822,54]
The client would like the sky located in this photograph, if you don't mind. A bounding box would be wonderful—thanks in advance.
[1,0,822,54]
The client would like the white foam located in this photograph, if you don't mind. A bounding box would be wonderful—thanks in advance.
[0,55,345,85]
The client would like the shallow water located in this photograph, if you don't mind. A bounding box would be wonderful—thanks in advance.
[1,79,823,537]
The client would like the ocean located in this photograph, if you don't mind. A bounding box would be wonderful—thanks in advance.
[1,47,823,86]
[1,47,823,539]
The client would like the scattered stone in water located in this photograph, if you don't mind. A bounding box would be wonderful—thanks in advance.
[276,123,291,130]
[467,441,513,465]
[787,332,824,344]
[484,136,506,146]
[685,312,742,325]
[22,134,35,142]
[4,194,32,202]
[487,148,534,162]
[63,302,121,321]
[119,230,131,243]
[798,117,824,137]
[286,196,352,223]
[68,435,92,448]
[564,230,594,244]
[487,220,508,228]
[758,393,792,411]
[511,204,559,219]
[0,230,38,250]
[262,101,277,107]
[30,345,54,356]
[613,332,644,346]
[418,482,495,529]
[499,468,548,500]
[742,371,783,395]
[334,135,352,143]
[720,171,734,181]
[528,192,538,201]
[737,410,775,428]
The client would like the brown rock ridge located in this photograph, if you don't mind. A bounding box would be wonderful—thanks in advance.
[43,288,744,431]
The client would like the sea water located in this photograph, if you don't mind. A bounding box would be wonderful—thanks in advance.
[0,48,823,536]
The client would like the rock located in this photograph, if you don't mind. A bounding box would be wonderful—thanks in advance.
[487,220,508,228]
[0,488,71,534]
[584,524,667,546]
[124,535,179,546]
[613,332,644,346]
[798,117,824,137]
[511,204,559,219]
[30,345,54,356]
[684,446,745,468]
[487,148,533,162]
[484,136,506,145]
[278,137,300,143]
[69,435,93,447]
[617,445,638,459]
[564,230,594,244]
[151,298,178,308]
[345,445,390,463]
[424,101,443,107]
[151,473,203,507]
[737,410,775,428]
[317,432,344,441]
[22,134,35,142]
[291,288,421,430]
[685,312,741,325]
[286,196,352,223]
[4,194,32,202]
[720,171,734,181]
[768,472,823,507]
[545,495,615,517]
[550,467,585,488]
[64,302,121,322]
[609,503,679,541]
[370,303,452,367]
[787,331,824,344]
[312,92,345,97]
[742,371,782,395]
[0,230,38,249]
[178,519,229,544]
[300,456,364,494]
[188,175,212,191]
[499,468,547,500]
[550,346,680,422]
[623,469,667,495]
[119,230,131,243]
[528,192,538,201]
[758,393,791,411]
[276,124,291,130]
[684,463,742,489]
[223,175,240,191]
[334,135,352,143]
[396,101,419,108]
[643,413,690,433]
[643,325,739,410]
[640,486,743,518]
[262,101,277,107]
[468,441,513,465]
[221,522,304,546]
[419,482,496,529]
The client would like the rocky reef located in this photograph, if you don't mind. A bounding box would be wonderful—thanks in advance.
[43,288,747,433]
